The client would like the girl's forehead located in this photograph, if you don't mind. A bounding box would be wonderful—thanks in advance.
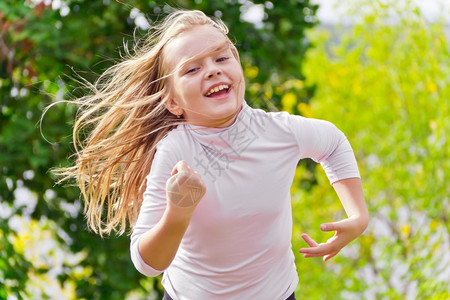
[164,25,230,70]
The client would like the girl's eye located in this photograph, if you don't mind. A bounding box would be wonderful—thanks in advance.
[186,67,199,74]
[217,57,229,63]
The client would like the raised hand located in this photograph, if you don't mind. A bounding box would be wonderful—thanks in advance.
[299,178,369,261]
[299,216,368,261]
[136,161,207,271]
[166,160,206,208]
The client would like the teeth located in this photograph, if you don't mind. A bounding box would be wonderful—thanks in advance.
[206,84,229,96]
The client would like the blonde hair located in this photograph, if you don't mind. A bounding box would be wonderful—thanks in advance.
[53,10,234,236]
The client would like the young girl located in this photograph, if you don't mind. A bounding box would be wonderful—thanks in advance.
[60,9,368,300]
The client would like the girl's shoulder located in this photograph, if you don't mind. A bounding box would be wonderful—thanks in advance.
[156,126,188,149]
[247,106,301,133]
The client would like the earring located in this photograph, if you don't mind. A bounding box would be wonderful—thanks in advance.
[176,114,181,119]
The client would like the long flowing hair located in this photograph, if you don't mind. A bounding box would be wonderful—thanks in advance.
[51,10,233,236]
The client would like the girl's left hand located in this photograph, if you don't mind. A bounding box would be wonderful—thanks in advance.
[298,216,367,261]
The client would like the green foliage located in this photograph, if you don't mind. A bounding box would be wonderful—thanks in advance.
[0,1,316,299]
[3,0,449,299]
[293,0,450,298]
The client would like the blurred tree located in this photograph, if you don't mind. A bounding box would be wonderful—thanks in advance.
[0,0,317,299]
[292,0,449,298]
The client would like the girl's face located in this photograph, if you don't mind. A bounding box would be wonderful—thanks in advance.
[164,25,245,128]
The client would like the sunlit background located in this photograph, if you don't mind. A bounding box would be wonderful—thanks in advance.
[1,0,449,299]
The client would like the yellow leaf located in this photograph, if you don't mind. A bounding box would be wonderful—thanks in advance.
[425,79,437,93]
[249,83,261,94]
[244,65,259,79]
[263,84,273,99]
[352,82,362,96]
[62,281,77,300]
[292,79,304,90]
[71,265,93,281]
[281,92,297,113]
[297,102,312,118]
[429,119,437,131]
[430,220,439,231]
[264,89,272,99]
[327,73,339,88]
[400,223,411,237]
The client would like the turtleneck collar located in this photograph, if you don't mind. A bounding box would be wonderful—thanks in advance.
[179,101,255,153]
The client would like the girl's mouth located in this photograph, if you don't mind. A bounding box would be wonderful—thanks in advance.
[205,84,230,97]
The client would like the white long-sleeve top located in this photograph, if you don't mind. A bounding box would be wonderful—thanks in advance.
[130,102,360,300]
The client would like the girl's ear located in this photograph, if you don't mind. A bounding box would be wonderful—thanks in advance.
[163,95,184,117]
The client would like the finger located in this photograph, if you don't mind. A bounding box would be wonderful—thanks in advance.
[300,233,319,247]
[304,250,339,259]
[303,252,328,258]
[300,248,329,257]
[303,247,339,259]
[323,251,340,261]
[299,243,333,255]
[171,160,191,176]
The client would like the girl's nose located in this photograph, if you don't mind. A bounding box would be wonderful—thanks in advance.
[207,70,222,79]
[205,62,222,79]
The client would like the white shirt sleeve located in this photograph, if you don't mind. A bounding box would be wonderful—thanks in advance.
[129,139,177,277]
[287,114,360,183]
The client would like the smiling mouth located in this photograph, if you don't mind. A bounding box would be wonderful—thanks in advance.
[205,84,230,97]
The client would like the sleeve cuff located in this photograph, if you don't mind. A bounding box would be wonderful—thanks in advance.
[130,235,165,277]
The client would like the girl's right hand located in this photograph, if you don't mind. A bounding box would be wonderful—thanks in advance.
[166,160,206,213]
[136,161,206,271]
